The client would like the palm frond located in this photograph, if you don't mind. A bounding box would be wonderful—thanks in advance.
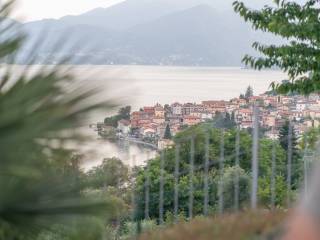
[0,1,119,238]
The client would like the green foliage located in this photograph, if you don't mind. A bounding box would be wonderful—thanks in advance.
[278,121,303,189]
[120,220,157,239]
[104,106,131,127]
[134,124,290,221]
[212,112,236,129]
[214,167,251,210]
[86,158,129,190]
[119,106,131,120]
[300,126,320,150]
[0,1,118,239]
[36,218,106,240]
[278,121,299,155]
[233,0,320,95]
[258,139,288,207]
[259,175,287,207]
[163,124,172,139]
[245,85,254,99]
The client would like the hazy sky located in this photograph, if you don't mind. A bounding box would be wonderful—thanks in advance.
[12,0,307,23]
[13,0,124,22]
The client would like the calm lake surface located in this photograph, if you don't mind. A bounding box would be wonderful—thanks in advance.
[70,65,288,170]
[73,65,287,111]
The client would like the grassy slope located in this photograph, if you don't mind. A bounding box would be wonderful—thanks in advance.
[139,211,288,240]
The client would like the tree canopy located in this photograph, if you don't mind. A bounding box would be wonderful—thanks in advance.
[86,158,129,190]
[245,86,254,99]
[233,0,320,95]
[163,124,172,139]
[278,120,303,189]
[104,106,131,127]
[134,124,289,221]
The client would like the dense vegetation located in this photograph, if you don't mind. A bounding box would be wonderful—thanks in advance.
[67,121,306,238]
[133,123,302,222]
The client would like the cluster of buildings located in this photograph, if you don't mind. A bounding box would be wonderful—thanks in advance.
[116,93,320,142]
[128,102,218,139]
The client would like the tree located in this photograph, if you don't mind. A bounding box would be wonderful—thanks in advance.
[164,104,171,121]
[258,139,287,206]
[213,112,236,129]
[86,158,129,190]
[0,2,118,238]
[278,121,299,157]
[163,124,172,140]
[231,111,236,124]
[134,124,287,220]
[245,86,253,99]
[119,106,131,120]
[104,106,131,127]
[217,167,251,210]
[164,104,171,113]
[233,0,320,95]
[278,121,302,189]
[104,115,118,127]
[301,127,320,150]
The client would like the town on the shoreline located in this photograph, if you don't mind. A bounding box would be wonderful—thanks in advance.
[98,87,320,149]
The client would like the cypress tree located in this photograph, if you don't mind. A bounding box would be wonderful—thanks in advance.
[164,124,172,140]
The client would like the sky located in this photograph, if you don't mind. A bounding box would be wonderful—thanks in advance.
[13,0,125,22]
[12,0,307,23]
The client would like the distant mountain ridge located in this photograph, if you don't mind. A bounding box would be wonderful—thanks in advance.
[17,0,281,66]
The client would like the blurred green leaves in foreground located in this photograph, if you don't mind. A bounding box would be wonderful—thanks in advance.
[0,1,120,239]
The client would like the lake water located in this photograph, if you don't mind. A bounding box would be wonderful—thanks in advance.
[68,65,288,170]
[73,65,287,111]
